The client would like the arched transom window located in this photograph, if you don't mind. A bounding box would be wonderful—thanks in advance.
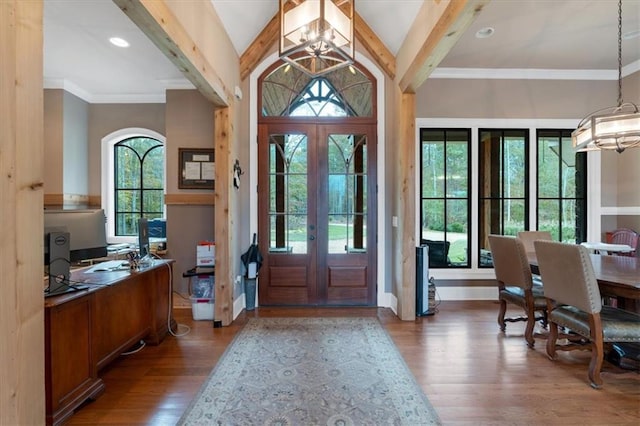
[261,62,374,118]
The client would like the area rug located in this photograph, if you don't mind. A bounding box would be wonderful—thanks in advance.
[178,317,441,425]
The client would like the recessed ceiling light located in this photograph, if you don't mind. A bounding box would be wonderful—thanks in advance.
[475,27,495,39]
[109,37,130,48]
[623,29,640,40]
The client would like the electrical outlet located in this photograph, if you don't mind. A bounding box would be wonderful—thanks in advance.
[235,275,242,285]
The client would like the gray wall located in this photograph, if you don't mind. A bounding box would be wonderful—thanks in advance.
[44,90,64,195]
[166,205,215,294]
[416,78,620,119]
[165,90,216,295]
[63,92,89,195]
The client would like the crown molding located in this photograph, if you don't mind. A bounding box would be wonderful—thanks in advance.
[431,60,640,80]
[43,78,194,104]
[45,60,640,103]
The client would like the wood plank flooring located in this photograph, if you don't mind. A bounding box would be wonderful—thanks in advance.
[65,301,639,425]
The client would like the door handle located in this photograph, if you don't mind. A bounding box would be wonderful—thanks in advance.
[309,235,316,241]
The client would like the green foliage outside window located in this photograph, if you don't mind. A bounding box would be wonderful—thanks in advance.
[537,130,586,243]
[114,137,164,236]
[420,129,470,267]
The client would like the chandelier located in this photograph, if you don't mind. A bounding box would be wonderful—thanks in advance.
[279,0,355,77]
[572,0,640,153]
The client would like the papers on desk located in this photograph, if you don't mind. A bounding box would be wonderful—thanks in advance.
[580,242,634,254]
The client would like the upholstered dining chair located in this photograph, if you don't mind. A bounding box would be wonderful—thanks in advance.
[609,228,639,257]
[517,231,552,257]
[517,231,552,285]
[488,235,547,348]
[534,240,640,389]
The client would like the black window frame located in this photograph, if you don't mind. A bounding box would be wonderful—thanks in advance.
[535,129,587,243]
[478,128,530,267]
[419,128,472,268]
[113,137,164,236]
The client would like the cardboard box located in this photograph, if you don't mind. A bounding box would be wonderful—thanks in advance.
[197,241,215,266]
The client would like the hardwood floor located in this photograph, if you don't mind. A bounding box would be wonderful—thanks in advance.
[65,301,639,425]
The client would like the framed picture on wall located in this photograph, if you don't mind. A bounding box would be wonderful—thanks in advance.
[178,148,215,189]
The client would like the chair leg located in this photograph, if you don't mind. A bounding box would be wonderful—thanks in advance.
[546,321,558,359]
[588,336,604,389]
[498,299,507,332]
[524,307,536,349]
[540,310,548,329]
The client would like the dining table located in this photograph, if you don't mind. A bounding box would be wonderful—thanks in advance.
[580,242,635,255]
[529,252,640,312]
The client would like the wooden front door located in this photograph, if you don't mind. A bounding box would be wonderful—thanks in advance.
[257,122,377,306]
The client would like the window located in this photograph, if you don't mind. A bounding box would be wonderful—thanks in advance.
[114,137,164,235]
[289,78,350,117]
[478,129,529,267]
[536,130,587,242]
[261,61,374,117]
[420,129,471,268]
[418,119,588,273]
[102,128,166,243]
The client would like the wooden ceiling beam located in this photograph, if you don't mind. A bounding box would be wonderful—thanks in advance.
[353,11,395,79]
[240,13,280,81]
[114,0,229,106]
[240,7,396,81]
[397,0,488,93]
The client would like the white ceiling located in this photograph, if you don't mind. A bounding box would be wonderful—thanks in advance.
[43,0,640,103]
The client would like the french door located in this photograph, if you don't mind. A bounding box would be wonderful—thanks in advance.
[257,122,377,306]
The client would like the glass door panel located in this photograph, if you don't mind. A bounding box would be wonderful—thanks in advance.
[327,134,368,254]
[268,134,308,254]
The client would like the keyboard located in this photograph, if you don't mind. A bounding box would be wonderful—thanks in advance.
[89,260,130,272]
[107,243,133,252]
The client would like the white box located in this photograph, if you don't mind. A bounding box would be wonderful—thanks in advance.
[196,242,215,266]
[190,296,214,320]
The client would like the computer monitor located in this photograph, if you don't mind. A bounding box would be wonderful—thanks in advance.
[44,209,108,264]
[138,217,150,261]
[44,209,108,297]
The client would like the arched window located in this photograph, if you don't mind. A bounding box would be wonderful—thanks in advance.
[102,128,165,243]
[260,61,374,118]
[289,78,350,116]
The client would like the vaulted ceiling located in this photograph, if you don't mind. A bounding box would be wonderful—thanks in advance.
[43,0,640,103]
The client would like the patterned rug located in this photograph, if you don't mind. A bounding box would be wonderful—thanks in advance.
[178,317,441,425]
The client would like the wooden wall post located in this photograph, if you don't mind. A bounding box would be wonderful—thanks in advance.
[396,93,417,320]
[214,107,234,326]
[0,0,46,423]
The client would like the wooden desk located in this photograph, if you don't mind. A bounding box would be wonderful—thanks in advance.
[530,254,640,309]
[44,260,175,426]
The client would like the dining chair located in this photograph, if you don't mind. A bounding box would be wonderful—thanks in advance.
[488,235,547,348]
[533,240,640,389]
[608,228,638,257]
[517,231,552,256]
[517,231,552,285]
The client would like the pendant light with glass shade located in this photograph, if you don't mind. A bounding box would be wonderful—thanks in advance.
[571,0,640,153]
[279,0,355,77]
